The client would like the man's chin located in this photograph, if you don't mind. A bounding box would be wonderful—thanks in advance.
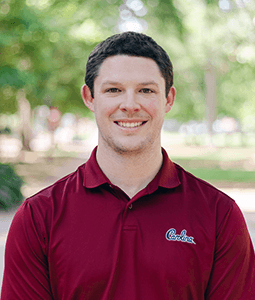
[109,141,147,155]
[100,135,155,155]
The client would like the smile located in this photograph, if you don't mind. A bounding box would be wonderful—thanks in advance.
[115,121,147,128]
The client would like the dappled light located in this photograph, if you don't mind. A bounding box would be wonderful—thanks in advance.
[1,0,255,123]
[219,0,231,12]
[118,1,148,32]
[1,0,255,157]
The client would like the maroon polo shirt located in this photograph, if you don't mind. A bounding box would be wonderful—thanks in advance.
[1,147,255,299]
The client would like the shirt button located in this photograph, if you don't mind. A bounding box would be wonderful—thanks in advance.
[128,204,133,209]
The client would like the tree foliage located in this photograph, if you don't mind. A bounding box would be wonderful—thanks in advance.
[0,163,23,210]
[0,0,120,115]
[1,0,255,129]
[145,0,255,127]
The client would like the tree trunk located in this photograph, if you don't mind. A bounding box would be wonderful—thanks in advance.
[17,89,32,151]
[205,63,217,147]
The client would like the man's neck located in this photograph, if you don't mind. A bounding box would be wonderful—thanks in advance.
[96,145,163,199]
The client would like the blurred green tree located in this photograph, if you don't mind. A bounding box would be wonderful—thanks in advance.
[1,0,255,137]
[0,0,122,149]
[145,0,255,133]
[0,163,23,210]
[0,0,120,114]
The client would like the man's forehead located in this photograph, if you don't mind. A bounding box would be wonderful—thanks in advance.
[99,54,157,66]
[96,55,163,82]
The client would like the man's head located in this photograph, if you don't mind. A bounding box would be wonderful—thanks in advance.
[85,31,173,98]
[81,32,176,156]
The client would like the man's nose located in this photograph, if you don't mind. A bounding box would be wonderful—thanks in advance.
[119,91,141,113]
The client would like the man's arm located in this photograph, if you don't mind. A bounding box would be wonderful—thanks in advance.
[1,201,54,299]
[205,201,255,299]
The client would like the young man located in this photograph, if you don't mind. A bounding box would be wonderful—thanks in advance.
[1,32,255,299]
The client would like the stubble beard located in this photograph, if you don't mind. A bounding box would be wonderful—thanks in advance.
[100,132,157,156]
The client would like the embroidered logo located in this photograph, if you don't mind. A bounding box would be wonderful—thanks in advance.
[165,228,196,244]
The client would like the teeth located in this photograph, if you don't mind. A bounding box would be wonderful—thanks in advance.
[118,122,143,128]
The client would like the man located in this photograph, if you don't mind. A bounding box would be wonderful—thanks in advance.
[1,31,255,299]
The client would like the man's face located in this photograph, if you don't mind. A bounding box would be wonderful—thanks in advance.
[82,55,176,155]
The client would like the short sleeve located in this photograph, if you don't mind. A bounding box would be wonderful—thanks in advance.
[1,200,54,299]
[205,201,255,299]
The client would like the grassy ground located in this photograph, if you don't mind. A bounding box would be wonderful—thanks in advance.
[182,168,255,185]
[162,132,255,187]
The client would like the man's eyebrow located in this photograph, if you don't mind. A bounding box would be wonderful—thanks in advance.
[139,81,159,87]
[101,81,121,86]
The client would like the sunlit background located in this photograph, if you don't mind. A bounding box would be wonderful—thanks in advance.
[1,0,255,170]
[1,0,255,288]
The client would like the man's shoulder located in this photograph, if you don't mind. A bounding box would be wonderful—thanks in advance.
[25,163,86,207]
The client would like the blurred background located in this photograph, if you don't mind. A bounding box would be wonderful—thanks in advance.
[1,0,255,289]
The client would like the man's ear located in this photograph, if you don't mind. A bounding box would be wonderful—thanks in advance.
[165,86,176,113]
[81,84,94,112]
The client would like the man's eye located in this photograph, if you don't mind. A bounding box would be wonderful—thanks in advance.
[106,88,121,93]
[140,88,154,94]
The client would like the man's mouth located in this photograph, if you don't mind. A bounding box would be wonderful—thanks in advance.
[114,121,147,128]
